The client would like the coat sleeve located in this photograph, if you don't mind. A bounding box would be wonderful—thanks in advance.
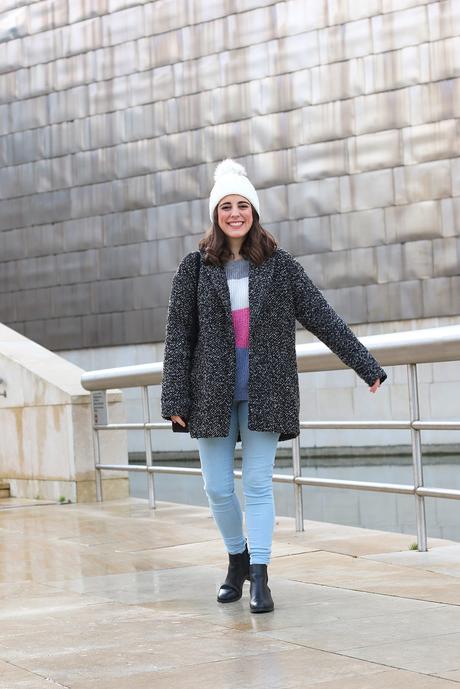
[160,253,198,420]
[288,254,387,386]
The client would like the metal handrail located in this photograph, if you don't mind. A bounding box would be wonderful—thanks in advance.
[80,325,460,391]
[81,324,460,552]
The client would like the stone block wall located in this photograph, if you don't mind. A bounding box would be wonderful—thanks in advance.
[0,0,459,352]
[0,323,129,501]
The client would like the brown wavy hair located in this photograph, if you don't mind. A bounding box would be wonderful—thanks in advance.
[198,205,278,266]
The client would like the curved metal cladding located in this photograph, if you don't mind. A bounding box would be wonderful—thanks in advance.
[0,1,459,350]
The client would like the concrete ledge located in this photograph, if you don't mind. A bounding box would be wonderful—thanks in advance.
[0,323,128,502]
[5,477,129,503]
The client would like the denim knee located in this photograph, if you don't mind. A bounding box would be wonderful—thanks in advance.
[204,482,235,505]
[243,484,273,502]
[243,470,273,500]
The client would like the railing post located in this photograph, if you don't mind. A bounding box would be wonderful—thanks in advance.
[407,363,428,552]
[141,386,156,509]
[292,435,304,531]
[90,391,103,502]
[93,427,103,502]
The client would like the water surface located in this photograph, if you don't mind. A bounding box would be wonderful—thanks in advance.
[129,456,460,542]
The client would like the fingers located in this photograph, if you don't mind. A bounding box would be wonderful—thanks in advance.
[369,378,381,393]
[171,415,186,427]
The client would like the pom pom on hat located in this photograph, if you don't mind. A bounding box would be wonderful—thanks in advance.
[213,159,248,181]
[209,158,260,222]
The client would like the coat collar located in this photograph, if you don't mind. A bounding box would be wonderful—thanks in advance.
[200,249,277,330]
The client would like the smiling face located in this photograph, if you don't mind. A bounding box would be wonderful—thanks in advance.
[216,194,253,239]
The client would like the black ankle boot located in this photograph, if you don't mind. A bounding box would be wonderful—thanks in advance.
[217,543,250,603]
[249,564,274,613]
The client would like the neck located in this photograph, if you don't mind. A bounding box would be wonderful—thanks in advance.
[226,238,244,258]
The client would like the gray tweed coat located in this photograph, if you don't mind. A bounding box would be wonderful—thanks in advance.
[161,247,387,442]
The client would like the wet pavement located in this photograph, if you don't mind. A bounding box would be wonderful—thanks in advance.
[1,497,460,688]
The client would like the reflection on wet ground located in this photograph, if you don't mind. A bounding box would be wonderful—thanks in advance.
[1,497,460,688]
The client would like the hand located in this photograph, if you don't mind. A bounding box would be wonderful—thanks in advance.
[171,415,187,427]
[369,378,381,393]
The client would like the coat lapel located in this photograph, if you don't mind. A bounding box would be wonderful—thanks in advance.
[249,254,276,327]
[203,252,276,331]
[205,262,233,325]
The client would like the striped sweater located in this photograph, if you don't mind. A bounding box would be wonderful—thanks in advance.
[224,257,249,401]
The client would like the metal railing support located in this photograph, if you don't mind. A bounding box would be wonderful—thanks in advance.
[92,424,102,502]
[93,464,460,500]
[407,363,428,552]
[81,325,460,541]
[141,386,156,509]
[292,434,304,531]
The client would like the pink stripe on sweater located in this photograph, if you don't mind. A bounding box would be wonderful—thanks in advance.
[232,307,249,348]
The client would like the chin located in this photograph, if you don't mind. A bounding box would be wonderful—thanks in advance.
[226,226,249,234]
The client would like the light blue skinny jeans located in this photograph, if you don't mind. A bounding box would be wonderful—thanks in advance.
[197,400,280,565]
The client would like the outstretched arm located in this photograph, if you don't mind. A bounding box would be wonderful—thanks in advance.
[289,255,387,388]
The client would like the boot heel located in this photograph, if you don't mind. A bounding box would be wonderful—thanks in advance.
[217,543,250,604]
[249,563,274,613]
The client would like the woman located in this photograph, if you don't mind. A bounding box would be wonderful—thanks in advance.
[161,159,387,614]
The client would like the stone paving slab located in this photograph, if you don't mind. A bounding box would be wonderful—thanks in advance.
[0,660,68,689]
[0,498,460,688]
[0,602,294,684]
[363,544,460,577]
[256,604,460,651]
[0,498,55,510]
[273,517,458,556]
[344,632,460,675]
[64,647,386,689]
[440,670,460,682]
[144,534,315,566]
[269,550,460,604]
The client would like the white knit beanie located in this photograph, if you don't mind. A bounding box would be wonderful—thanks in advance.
[209,159,260,222]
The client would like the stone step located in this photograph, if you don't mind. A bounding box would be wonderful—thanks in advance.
[0,483,10,499]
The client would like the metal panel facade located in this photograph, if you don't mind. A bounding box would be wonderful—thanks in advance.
[0,0,459,349]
